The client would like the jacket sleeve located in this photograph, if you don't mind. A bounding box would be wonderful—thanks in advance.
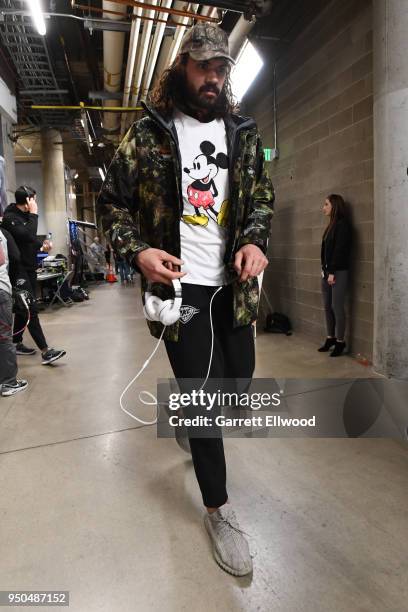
[237,134,275,254]
[327,220,352,274]
[96,124,150,264]
[2,213,42,249]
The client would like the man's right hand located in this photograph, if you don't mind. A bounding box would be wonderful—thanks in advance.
[135,248,186,285]
[28,199,38,215]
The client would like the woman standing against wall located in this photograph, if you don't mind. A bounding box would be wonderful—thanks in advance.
[318,194,352,357]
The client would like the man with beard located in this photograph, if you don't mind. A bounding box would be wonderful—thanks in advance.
[97,23,274,576]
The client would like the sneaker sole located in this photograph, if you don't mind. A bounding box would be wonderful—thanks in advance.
[42,351,66,365]
[1,385,28,397]
[16,350,36,355]
[204,516,253,577]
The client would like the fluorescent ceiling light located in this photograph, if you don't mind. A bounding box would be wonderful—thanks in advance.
[98,167,105,181]
[27,0,46,36]
[231,40,264,102]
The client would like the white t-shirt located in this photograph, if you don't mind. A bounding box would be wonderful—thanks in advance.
[173,110,229,286]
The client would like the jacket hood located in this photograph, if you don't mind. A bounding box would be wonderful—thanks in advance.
[4,202,17,212]
[141,100,255,133]
[3,203,28,217]
[4,202,19,213]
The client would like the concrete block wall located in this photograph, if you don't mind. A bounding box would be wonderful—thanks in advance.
[247,0,374,359]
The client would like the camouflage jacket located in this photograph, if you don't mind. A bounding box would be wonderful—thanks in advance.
[97,102,274,341]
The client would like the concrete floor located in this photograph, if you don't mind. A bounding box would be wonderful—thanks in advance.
[0,282,407,612]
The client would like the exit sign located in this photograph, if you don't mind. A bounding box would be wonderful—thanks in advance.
[263,147,279,161]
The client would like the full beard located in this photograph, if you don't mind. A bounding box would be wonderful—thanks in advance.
[177,75,222,114]
[187,83,220,110]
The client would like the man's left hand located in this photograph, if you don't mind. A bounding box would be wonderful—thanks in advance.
[234,244,268,282]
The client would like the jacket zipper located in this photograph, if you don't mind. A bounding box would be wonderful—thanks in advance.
[224,117,256,264]
[142,103,183,217]
[169,126,184,217]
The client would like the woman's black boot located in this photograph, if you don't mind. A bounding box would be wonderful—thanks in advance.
[330,341,346,357]
[318,337,337,352]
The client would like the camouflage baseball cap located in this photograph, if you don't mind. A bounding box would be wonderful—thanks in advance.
[179,23,235,64]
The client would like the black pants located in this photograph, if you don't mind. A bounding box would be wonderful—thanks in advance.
[13,270,48,351]
[165,283,255,508]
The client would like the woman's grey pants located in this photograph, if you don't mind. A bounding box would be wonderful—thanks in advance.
[0,289,17,386]
[321,270,348,340]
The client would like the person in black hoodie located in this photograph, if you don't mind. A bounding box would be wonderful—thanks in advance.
[318,193,352,357]
[2,186,66,365]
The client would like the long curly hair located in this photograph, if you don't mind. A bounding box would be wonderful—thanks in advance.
[148,54,238,119]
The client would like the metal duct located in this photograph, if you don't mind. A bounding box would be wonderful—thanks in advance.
[120,4,143,138]
[103,0,127,135]
[124,0,159,130]
[152,1,199,89]
[228,14,256,59]
[140,0,173,100]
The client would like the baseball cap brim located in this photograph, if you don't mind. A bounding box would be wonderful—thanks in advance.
[188,49,236,65]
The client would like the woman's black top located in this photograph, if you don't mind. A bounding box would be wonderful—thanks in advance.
[321,218,352,274]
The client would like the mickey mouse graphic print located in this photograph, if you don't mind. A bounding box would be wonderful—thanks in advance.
[174,109,230,286]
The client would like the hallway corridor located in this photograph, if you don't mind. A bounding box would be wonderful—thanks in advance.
[0,283,407,612]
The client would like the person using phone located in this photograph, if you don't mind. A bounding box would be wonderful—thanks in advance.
[2,186,66,365]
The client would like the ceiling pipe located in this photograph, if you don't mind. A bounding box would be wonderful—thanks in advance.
[73,2,197,26]
[101,0,217,22]
[167,2,199,66]
[152,0,199,88]
[140,0,173,101]
[31,104,143,110]
[125,0,159,130]
[204,5,219,18]
[102,0,127,136]
[228,14,256,60]
[120,3,143,138]
[2,6,178,29]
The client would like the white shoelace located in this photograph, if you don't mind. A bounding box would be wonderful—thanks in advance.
[213,511,251,539]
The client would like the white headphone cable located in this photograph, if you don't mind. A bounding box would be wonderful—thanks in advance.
[198,285,222,391]
[119,327,165,425]
[119,285,223,426]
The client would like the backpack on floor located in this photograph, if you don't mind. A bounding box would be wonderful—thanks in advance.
[71,288,85,302]
[264,312,292,336]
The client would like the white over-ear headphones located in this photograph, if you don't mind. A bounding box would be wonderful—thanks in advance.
[121,282,223,426]
[143,278,183,326]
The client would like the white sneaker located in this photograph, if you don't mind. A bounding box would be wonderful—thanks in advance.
[1,379,28,397]
[204,506,253,576]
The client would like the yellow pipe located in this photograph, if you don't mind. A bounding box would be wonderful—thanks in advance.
[31,104,143,111]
